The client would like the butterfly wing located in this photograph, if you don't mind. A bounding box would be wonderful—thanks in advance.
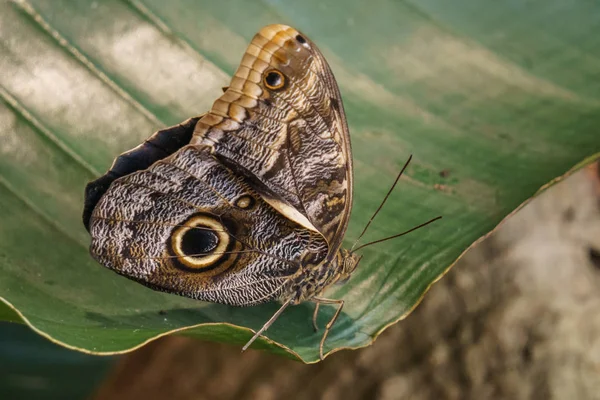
[89,145,328,306]
[83,117,200,232]
[192,25,353,254]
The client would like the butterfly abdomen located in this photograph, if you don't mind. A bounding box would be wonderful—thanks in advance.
[285,249,346,303]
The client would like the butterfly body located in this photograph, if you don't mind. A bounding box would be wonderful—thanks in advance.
[287,248,361,304]
[84,25,360,359]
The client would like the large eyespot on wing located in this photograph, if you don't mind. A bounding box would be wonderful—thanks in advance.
[88,145,329,306]
[166,213,238,273]
[191,25,353,255]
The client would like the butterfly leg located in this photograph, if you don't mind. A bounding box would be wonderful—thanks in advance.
[242,299,292,352]
[312,297,344,360]
[312,302,320,332]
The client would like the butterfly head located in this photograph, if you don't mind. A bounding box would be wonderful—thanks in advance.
[338,248,362,281]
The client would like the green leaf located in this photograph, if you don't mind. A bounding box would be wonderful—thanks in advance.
[1,0,599,363]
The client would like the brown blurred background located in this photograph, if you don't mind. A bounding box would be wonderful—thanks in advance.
[91,163,600,400]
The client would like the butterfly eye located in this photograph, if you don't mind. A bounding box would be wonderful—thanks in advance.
[170,214,230,271]
[235,195,256,210]
[263,70,285,90]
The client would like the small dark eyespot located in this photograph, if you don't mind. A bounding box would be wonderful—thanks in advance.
[264,70,285,90]
[296,34,307,44]
[235,195,255,210]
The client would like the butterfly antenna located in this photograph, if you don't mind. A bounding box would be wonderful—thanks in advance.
[352,215,442,252]
[350,155,413,252]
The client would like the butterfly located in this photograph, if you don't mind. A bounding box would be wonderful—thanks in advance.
[82,24,440,360]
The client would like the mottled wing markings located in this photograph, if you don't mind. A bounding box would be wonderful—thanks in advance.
[191,25,353,254]
[92,215,229,232]
[249,34,338,143]
[90,146,328,306]
[82,117,200,231]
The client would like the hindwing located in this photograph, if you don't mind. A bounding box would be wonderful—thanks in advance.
[88,145,328,306]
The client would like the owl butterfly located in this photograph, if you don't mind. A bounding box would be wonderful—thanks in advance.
[83,24,440,360]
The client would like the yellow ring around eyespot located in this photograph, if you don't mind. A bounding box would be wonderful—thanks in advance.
[171,215,229,270]
[263,69,285,90]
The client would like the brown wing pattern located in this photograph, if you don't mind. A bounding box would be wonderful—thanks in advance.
[89,146,329,306]
[191,25,353,254]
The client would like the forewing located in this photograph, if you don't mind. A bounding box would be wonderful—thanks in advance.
[191,25,353,252]
[89,146,328,306]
